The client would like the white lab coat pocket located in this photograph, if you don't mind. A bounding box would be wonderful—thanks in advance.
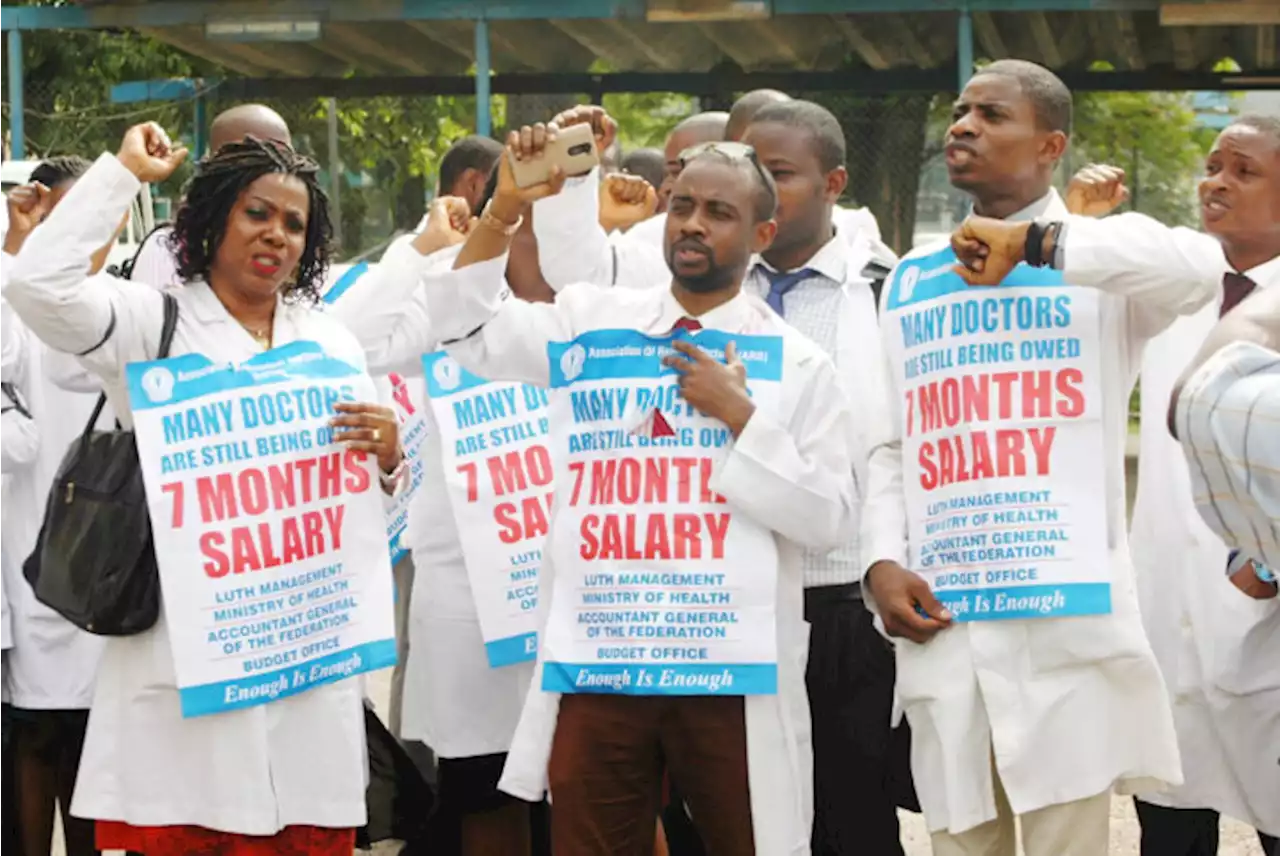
[1027,612,1153,673]
[893,628,967,704]
[1208,577,1280,698]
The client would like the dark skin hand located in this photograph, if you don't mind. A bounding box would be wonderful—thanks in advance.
[660,339,755,438]
[865,560,953,644]
[330,402,402,486]
[1229,563,1277,599]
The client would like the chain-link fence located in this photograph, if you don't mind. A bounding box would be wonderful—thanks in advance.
[6,76,1221,262]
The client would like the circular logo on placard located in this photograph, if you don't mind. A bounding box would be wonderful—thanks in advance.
[140,366,175,403]
[433,356,461,391]
[560,344,586,382]
[899,265,921,302]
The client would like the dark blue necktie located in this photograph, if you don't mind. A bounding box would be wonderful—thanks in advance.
[759,266,816,318]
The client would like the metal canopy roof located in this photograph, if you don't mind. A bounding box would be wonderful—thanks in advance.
[2,0,1277,91]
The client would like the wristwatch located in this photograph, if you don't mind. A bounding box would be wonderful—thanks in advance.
[1228,549,1277,584]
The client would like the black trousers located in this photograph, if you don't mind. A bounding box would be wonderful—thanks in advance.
[806,584,913,856]
[407,752,551,856]
[1,704,18,856]
[1136,799,1279,856]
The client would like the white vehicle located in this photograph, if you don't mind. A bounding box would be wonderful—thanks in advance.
[2,157,154,270]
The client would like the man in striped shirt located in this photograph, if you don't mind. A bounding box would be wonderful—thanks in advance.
[1172,282,1280,579]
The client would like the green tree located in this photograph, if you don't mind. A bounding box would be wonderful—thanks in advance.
[603,91,696,151]
[1070,91,1218,228]
[7,28,210,198]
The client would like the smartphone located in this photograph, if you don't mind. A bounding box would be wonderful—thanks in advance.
[508,123,599,188]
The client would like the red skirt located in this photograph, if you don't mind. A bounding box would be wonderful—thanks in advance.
[96,821,356,856]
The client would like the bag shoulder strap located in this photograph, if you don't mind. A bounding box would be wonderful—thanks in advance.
[112,222,171,281]
[158,292,179,359]
[1,381,32,420]
[75,292,180,444]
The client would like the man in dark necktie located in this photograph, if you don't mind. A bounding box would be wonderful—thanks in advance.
[953,111,1280,856]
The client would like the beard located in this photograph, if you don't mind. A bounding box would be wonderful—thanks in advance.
[675,266,738,293]
[666,238,738,294]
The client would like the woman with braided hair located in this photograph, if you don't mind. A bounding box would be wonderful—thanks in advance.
[5,122,405,856]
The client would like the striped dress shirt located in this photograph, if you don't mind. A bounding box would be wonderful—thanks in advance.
[1176,340,1280,569]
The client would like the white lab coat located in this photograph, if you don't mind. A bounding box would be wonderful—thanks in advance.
[1,252,109,709]
[327,240,535,757]
[1,344,39,657]
[127,224,182,289]
[862,195,1201,835]
[427,253,861,855]
[1130,246,1280,837]
[5,153,372,834]
[549,172,891,293]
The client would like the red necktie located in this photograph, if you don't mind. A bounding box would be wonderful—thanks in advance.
[673,317,702,332]
[1220,272,1257,317]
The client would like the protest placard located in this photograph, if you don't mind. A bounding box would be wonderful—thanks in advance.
[322,263,430,564]
[384,370,429,565]
[881,247,1110,621]
[423,352,550,667]
[128,342,397,717]
[540,328,783,696]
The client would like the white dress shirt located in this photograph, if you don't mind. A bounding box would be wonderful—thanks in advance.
[326,240,536,758]
[426,253,859,855]
[862,192,1197,835]
[745,233,891,588]
[5,153,373,835]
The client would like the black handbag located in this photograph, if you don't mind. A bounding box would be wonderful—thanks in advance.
[23,293,179,636]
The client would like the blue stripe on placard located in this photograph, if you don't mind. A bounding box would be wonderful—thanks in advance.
[936,583,1111,622]
[125,341,363,411]
[178,638,398,718]
[321,261,370,305]
[547,329,784,389]
[542,662,777,695]
[885,245,1066,312]
[422,350,495,398]
[485,632,539,668]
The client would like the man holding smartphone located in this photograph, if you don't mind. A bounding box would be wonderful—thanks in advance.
[422,120,858,856]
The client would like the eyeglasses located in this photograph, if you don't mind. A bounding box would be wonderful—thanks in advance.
[678,141,765,180]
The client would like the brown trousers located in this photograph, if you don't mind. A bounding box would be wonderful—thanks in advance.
[547,694,755,856]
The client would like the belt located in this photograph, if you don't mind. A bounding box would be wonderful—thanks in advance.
[803,582,861,612]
